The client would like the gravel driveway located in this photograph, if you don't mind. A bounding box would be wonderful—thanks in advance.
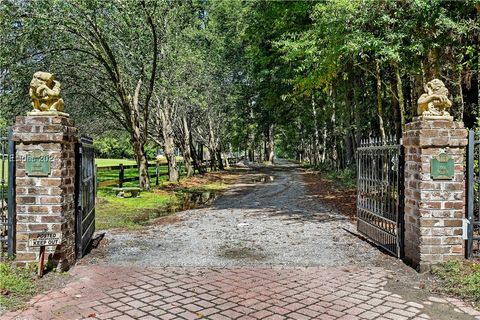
[97,161,379,267]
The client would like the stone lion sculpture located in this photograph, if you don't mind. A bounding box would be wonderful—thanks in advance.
[29,71,65,113]
[417,79,452,117]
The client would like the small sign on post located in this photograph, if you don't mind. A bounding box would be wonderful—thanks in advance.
[28,233,63,277]
[431,152,454,180]
[25,150,51,177]
[28,233,62,247]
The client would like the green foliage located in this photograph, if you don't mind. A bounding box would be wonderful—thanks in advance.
[431,260,480,301]
[0,117,8,136]
[1,0,478,171]
[318,165,357,190]
[0,262,35,310]
[94,136,157,160]
[94,136,134,159]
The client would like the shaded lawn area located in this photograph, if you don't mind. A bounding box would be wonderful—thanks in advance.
[96,187,178,230]
[0,262,70,312]
[96,170,240,230]
[431,260,480,304]
[0,263,35,310]
[95,158,137,167]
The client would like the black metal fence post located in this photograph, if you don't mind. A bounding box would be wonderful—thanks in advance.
[155,161,159,186]
[7,128,15,257]
[119,164,124,188]
[466,130,475,259]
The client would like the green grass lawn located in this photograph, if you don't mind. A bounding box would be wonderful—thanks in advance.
[0,263,35,310]
[431,260,480,302]
[95,158,137,167]
[96,187,179,230]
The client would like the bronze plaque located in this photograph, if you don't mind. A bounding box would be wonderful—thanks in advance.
[25,150,51,177]
[431,152,454,180]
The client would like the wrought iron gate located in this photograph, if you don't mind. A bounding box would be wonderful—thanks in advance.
[1,128,15,260]
[75,136,96,258]
[466,130,480,259]
[356,137,404,257]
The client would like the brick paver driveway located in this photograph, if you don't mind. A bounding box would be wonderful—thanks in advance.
[3,162,480,320]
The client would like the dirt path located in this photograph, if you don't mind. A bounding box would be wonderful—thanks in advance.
[3,161,480,320]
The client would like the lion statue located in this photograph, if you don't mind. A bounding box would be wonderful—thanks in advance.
[417,79,452,117]
[29,71,65,113]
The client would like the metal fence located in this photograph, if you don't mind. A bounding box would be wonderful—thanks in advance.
[466,130,480,259]
[0,128,15,260]
[356,136,404,257]
[75,136,96,258]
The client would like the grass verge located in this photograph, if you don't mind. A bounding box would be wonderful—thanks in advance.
[96,188,178,230]
[431,260,480,303]
[96,171,239,230]
[0,262,35,310]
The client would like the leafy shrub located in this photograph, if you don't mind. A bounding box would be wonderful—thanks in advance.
[94,135,158,160]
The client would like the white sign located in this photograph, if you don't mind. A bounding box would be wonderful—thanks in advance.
[463,219,470,240]
[28,233,63,247]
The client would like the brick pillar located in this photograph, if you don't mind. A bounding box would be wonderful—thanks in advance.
[12,115,77,270]
[403,118,467,271]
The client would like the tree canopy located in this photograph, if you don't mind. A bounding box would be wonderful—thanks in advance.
[0,0,479,181]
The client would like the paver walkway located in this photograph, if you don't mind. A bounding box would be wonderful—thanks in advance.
[3,162,480,319]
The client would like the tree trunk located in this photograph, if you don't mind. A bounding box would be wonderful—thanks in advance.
[457,70,465,121]
[190,140,201,174]
[330,90,338,170]
[130,80,150,189]
[216,150,224,170]
[394,62,406,133]
[312,95,321,166]
[265,124,275,163]
[159,102,178,182]
[132,137,150,190]
[375,60,386,141]
[209,148,216,171]
[321,123,327,164]
[207,116,218,170]
[181,116,194,177]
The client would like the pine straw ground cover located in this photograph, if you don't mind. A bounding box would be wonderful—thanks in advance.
[302,167,357,220]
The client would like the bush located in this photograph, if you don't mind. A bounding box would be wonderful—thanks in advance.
[317,164,357,189]
[94,135,158,160]
[93,135,135,159]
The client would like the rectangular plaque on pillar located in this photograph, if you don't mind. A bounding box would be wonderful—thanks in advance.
[26,150,51,177]
[431,152,454,180]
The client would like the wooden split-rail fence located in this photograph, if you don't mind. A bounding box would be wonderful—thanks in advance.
[97,158,241,187]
